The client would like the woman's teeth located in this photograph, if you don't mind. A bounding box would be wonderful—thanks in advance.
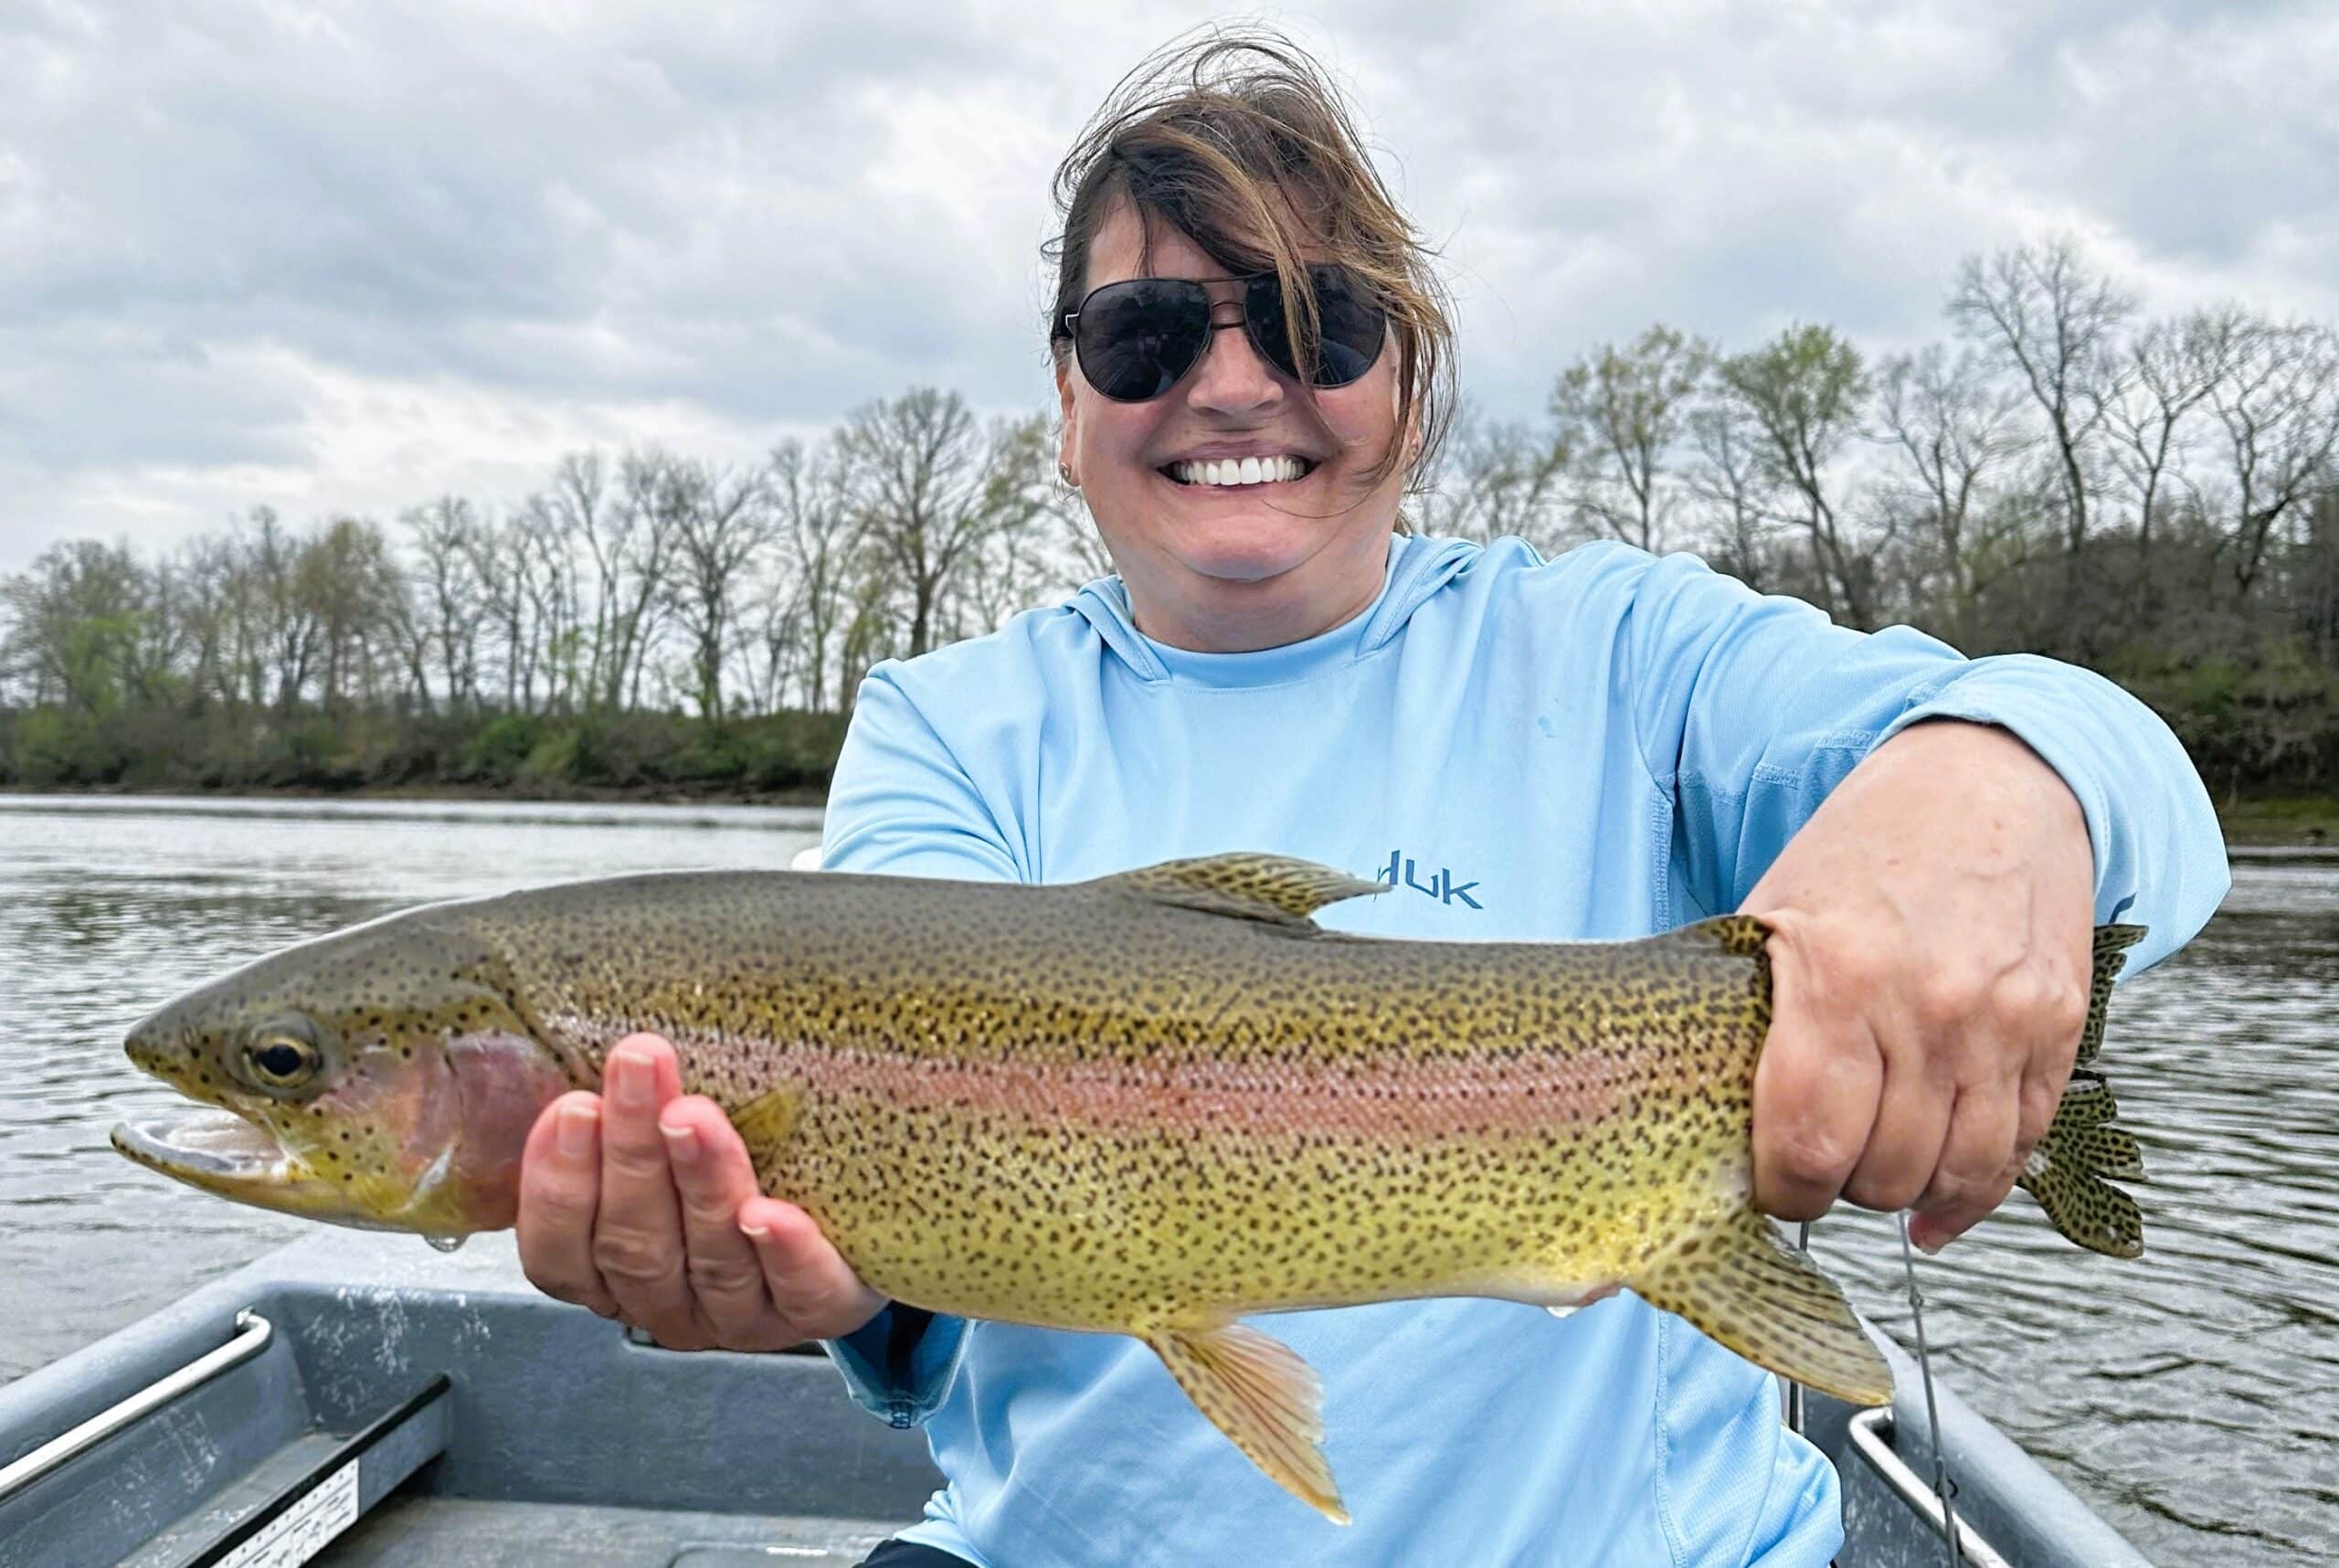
[1166,455,1313,487]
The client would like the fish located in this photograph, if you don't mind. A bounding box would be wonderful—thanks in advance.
[110,852,2150,1523]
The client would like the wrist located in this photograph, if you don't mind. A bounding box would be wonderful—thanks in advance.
[1879,719,2085,829]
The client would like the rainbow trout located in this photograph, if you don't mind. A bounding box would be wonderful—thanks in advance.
[112,853,2148,1521]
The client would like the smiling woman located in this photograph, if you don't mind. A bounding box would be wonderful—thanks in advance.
[504,23,2229,1568]
[1040,35,1459,653]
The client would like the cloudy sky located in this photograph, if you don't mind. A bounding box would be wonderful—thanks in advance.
[4,0,2334,573]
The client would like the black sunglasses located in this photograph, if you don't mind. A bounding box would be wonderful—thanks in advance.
[1062,264,1389,403]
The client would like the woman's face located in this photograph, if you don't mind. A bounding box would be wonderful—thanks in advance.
[1054,199,1413,652]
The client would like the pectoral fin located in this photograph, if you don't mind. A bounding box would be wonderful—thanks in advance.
[1144,1323,1348,1524]
[1631,1209,1893,1406]
[729,1086,803,1189]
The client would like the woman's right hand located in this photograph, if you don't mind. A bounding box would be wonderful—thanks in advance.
[516,1033,886,1351]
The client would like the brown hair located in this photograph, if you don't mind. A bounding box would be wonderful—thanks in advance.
[1042,26,1458,518]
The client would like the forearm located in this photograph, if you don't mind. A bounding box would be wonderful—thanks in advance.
[1872,655,2230,962]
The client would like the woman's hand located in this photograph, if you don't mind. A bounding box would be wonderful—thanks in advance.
[516,1033,886,1349]
[1743,719,2096,1253]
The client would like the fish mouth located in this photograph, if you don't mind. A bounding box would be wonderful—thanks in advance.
[113,1109,306,1186]
[111,1107,460,1234]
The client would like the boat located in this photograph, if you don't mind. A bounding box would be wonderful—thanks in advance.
[0,1226,2151,1566]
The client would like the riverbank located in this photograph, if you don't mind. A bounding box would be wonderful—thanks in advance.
[9,779,2334,849]
[0,706,847,803]
[0,779,827,809]
[2213,796,2339,846]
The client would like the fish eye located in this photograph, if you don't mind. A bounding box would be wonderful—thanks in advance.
[243,1033,322,1090]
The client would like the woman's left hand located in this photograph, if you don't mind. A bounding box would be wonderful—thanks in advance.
[1742,719,2096,1253]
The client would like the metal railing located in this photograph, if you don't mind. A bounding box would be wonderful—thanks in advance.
[0,1308,274,1502]
[1847,1406,2015,1568]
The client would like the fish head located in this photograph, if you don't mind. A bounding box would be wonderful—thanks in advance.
[111,910,577,1236]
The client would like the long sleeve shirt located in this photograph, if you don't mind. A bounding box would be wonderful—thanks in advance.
[816,532,2229,1568]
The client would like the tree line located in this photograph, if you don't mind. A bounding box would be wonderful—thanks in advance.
[5,238,2336,802]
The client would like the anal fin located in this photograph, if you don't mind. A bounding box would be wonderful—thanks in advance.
[1632,1210,1893,1406]
[1144,1323,1348,1524]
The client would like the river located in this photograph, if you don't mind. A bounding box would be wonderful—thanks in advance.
[0,795,2330,1563]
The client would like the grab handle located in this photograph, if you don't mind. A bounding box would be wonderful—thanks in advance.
[0,1308,274,1501]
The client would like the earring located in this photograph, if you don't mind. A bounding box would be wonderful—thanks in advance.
[1058,462,1080,489]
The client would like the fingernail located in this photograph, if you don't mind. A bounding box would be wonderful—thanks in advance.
[609,1051,651,1110]
[556,1100,597,1160]
[740,1214,771,1242]
[660,1121,700,1167]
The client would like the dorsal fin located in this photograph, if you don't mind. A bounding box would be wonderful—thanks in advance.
[1100,853,1385,927]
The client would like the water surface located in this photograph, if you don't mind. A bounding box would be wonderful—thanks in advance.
[0,796,820,1383]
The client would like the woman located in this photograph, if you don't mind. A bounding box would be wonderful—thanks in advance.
[514,31,2228,1567]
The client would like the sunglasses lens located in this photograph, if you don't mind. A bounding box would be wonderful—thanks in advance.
[1247,265,1388,387]
[1075,280,1210,401]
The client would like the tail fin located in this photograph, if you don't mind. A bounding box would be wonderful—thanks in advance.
[2016,925,2149,1258]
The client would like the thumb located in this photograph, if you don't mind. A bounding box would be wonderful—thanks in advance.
[1750,915,1883,1223]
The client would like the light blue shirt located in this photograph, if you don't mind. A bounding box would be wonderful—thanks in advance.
[817,533,2228,1568]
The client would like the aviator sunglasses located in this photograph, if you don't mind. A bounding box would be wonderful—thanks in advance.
[1062,264,1389,403]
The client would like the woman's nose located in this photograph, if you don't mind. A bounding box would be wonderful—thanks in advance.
[1184,306,1285,412]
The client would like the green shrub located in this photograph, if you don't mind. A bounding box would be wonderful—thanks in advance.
[459,714,543,782]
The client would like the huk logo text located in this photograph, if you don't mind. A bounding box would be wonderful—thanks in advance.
[1376,851,1482,910]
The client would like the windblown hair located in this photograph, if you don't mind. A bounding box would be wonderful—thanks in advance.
[1042,26,1459,518]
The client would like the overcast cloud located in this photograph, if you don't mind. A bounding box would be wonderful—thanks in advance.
[3,0,2334,571]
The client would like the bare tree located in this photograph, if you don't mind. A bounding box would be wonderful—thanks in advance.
[2203,312,2339,598]
[1949,238,2133,562]
[948,520,1057,643]
[1684,397,1780,590]
[244,507,324,713]
[301,516,406,713]
[541,450,666,714]
[994,413,1113,600]
[1410,395,1572,552]
[514,493,586,715]
[402,496,487,713]
[2104,312,2228,605]
[836,556,904,710]
[1872,344,2032,609]
[839,387,1022,658]
[609,450,684,710]
[767,439,862,713]
[666,459,777,722]
[173,533,246,712]
[460,513,536,710]
[1715,324,1878,624]
[1551,323,1709,552]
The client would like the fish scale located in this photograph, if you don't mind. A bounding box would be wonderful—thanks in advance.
[111,851,2150,1524]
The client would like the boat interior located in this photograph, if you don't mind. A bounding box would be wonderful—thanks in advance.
[0,1230,2151,1566]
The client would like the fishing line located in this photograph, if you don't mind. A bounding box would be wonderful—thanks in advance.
[1786,1219,1809,1436]
[1900,1212,1963,1568]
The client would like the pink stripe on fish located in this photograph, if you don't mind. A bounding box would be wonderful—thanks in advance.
[788,1044,1676,1142]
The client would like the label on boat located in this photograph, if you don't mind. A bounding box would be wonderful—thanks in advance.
[214,1457,360,1567]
